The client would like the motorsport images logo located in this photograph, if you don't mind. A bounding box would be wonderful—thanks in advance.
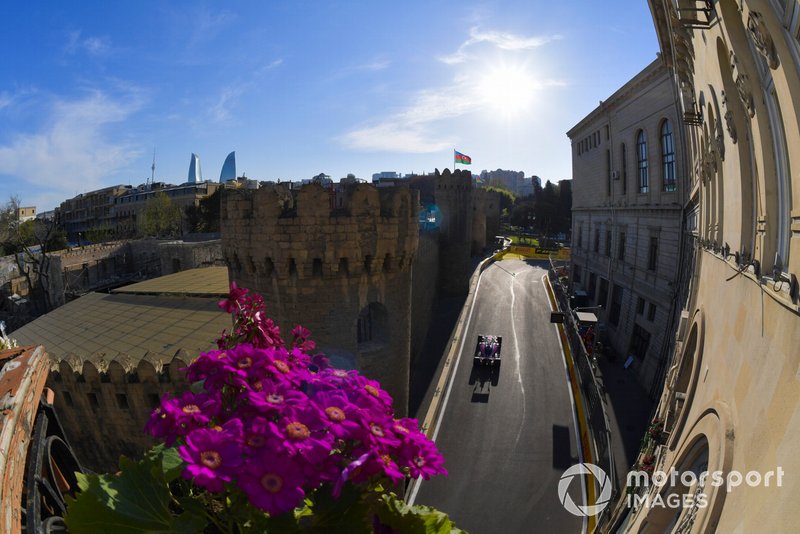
[558,463,613,517]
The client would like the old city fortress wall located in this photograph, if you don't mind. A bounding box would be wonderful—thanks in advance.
[47,351,190,470]
[221,182,420,413]
[31,172,498,471]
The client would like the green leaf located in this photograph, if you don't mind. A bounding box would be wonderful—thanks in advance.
[305,484,372,534]
[375,493,467,534]
[64,455,206,534]
[146,444,184,482]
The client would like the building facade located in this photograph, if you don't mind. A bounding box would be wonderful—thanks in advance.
[568,59,689,396]
[113,181,221,236]
[15,206,36,223]
[603,1,800,532]
[57,185,131,240]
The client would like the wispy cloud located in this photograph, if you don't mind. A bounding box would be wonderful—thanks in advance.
[0,91,143,201]
[209,85,247,123]
[439,27,560,64]
[340,26,565,154]
[65,30,112,56]
[208,58,283,124]
[339,79,477,153]
[355,59,390,72]
[0,92,13,111]
[187,8,237,48]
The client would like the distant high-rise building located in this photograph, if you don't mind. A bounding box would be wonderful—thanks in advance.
[188,153,202,183]
[219,151,236,183]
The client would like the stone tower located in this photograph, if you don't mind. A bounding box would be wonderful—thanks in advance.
[221,182,419,413]
[435,169,475,294]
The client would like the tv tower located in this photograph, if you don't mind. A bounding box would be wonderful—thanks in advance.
[147,149,156,189]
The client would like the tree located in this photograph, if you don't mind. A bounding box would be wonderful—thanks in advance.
[184,188,221,233]
[85,223,113,244]
[139,192,182,237]
[0,195,21,247]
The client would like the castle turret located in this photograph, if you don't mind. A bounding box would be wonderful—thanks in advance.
[221,183,419,413]
[435,169,474,293]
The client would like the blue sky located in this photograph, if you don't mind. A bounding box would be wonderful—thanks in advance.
[0,1,659,211]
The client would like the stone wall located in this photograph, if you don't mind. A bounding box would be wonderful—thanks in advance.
[435,169,475,294]
[48,352,191,471]
[221,183,419,413]
[410,231,440,368]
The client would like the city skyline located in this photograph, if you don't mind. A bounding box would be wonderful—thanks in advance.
[0,1,659,211]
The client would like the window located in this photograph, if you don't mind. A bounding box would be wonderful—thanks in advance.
[594,228,600,253]
[648,236,658,271]
[621,143,627,194]
[637,297,645,315]
[630,324,652,360]
[598,278,609,309]
[637,130,649,193]
[578,226,584,249]
[357,302,388,346]
[588,272,597,301]
[609,284,623,326]
[618,231,626,261]
[573,264,582,283]
[606,149,612,196]
[661,120,676,192]
[605,230,612,256]
[647,302,657,322]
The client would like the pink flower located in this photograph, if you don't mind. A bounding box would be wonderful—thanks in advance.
[179,424,244,493]
[218,281,248,314]
[270,406,333,463]
[312,390,362,439]
[397,433,448,480]
[239,452,306,515]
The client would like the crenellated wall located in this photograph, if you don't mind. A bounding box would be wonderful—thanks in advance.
[48,351,191,471]
[221,182,419,413]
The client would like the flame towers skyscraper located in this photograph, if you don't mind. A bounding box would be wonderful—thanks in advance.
[188,153,202,183]
[219,151,236,183]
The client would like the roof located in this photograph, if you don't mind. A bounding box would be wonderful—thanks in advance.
[112,265,229,296]
[11,266,231,366]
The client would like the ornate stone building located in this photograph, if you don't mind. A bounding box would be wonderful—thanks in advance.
[568,59,690,396]
[604,1,800,532]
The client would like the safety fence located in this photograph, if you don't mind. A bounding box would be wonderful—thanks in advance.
[548,270,617,527]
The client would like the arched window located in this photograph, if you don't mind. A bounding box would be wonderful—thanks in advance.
[661,120,676,192]
[357,302,389,349]
[637,130,649,193]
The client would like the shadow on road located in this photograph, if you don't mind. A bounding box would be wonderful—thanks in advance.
[552,424,577,470]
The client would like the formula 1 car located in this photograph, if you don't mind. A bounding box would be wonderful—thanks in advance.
[474,335,502,366]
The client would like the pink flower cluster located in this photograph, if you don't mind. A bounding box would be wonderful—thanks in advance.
[145,283,446,516]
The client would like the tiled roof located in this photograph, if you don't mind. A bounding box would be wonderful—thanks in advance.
[112,265,229,296]
[12,267,231,366]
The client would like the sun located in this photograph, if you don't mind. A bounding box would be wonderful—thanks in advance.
[476,64,537,117]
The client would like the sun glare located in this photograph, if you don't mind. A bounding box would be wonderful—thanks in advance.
[476,64,536,117]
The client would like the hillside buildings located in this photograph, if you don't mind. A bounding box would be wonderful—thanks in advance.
[568,59,688,396]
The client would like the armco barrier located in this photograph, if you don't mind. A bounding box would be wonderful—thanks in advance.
[548,270,616,527]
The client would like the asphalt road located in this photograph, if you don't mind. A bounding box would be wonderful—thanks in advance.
[412,260,584,534]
